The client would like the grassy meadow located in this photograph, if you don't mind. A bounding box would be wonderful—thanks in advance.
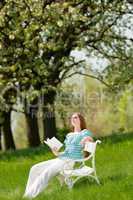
[0,133,133,200]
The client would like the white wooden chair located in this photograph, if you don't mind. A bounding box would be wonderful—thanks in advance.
[58,140,101,189]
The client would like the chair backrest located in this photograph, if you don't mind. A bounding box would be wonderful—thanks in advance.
[84,140,101,154]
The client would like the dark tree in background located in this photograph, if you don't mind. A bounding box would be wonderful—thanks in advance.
[2,110,15,150]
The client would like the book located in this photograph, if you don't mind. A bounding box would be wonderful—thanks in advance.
[44,137,63,151]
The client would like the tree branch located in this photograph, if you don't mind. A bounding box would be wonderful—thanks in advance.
[87,43,128,62]
[59,60,85,81]
[63,71,114,89]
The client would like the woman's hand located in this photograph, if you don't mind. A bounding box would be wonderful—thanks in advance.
[51,147,59,156]
[80,136,93,146]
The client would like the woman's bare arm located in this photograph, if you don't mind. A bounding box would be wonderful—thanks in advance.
[51,147,64,156]
[80,136,93,145]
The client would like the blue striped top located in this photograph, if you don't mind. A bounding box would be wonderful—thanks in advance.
[58,129,93,160]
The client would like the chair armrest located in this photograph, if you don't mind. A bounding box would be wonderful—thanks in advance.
[96,140,102,144]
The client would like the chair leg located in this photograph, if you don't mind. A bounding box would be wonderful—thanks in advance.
[93,169,100,185]
[65,177,73,189]
[57,174,65,187]
[93,172,100,185]
[95,176,100,184]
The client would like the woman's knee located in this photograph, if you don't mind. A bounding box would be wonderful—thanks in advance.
[30,164,39,173]
[29,159,56,174]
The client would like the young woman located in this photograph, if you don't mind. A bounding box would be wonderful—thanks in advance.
[23,112,93,199]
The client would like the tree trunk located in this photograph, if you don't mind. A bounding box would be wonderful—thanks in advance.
[2,111,16,150]
[42,90,57,139]
[43,104,57,140]
[25,107,40,147]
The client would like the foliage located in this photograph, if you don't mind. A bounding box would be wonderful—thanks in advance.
[0,0,133,110]
[55,79,86,130]
[118,88,133,132]
[55,75,133,136]
[56,127,69,142]
[102,59,133,92]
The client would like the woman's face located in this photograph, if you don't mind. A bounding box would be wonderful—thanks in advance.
[71,113,80,127]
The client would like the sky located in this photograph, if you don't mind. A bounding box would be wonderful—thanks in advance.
[71,21,133,72]
[71,50,109,72]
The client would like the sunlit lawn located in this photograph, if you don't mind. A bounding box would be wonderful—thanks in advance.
[0,133,133,200]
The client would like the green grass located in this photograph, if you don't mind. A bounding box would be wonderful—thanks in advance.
[0,133,133,200]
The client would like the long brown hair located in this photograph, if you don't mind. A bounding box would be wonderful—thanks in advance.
[70,112,87,132]
[70,112,90,158]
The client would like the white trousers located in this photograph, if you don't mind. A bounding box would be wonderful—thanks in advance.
[23,158,74,199]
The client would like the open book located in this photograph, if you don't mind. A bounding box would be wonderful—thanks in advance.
[44,137,63,151]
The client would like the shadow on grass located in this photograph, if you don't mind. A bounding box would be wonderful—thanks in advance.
[99,132,133,145]
[0,144,49,161]
[69,177,100,189]
[100,173,126,186]
[71,173,126,189]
